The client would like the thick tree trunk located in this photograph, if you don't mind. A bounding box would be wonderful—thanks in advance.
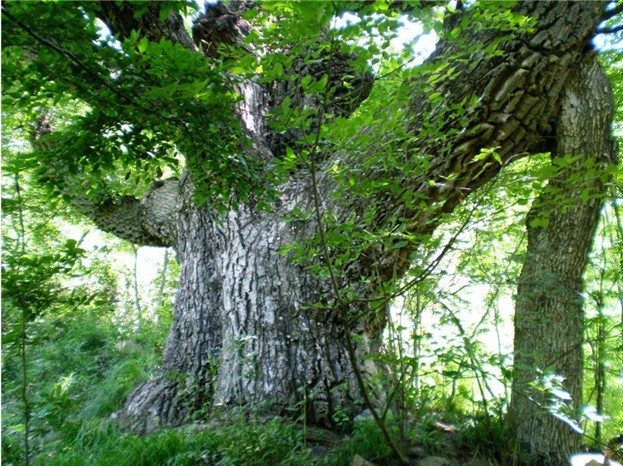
[510,56,616,464]
[119,172,381,433]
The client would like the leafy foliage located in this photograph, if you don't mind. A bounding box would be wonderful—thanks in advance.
[2,0,269,210]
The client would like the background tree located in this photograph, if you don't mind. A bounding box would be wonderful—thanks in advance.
[2,1,621,463]
[509,55,617,464]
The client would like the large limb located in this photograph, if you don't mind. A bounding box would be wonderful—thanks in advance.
[337,1,609,283]
[68,179,179,247]
[30,115,179,248]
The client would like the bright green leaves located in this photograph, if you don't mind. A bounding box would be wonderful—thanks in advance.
[259,1,334,36]
[2,0,268,211]
[137,36,149,54]
[442,1,534,44]
[125,31,217,87]
[473,147,502,166]
[470,147,503,180]
[2,239,88,326]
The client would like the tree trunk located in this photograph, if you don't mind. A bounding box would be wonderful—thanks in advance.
[100,1,610,435]
[119,171,383,433]
[510,55,617,465]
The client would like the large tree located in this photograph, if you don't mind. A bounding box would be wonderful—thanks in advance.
[2,0,619,462]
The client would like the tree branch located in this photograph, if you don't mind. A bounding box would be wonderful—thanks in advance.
[27,107,179,248]
[1,5,194,143]
[69,179,179,248]
[317,1,607,284]
[1,6,125,100]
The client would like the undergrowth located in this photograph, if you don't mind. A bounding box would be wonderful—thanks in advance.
[1,260,604,466]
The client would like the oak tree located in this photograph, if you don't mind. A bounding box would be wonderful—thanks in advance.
[2,1,619,463]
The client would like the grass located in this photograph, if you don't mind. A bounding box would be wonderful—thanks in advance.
[4,275,617,466]
[19,415,364,466]
[1,306,370,466]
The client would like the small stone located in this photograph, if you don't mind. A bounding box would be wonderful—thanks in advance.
[418,456,454,466]
[407,446,426,458]
[308,445,329,457]
[354,409,373,423]
[351,454,376,466]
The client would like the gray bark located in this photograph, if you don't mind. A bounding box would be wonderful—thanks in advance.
[340,1,609,281]
[69,178,179,247]
[510,55,617,465]
[119,171,381,433]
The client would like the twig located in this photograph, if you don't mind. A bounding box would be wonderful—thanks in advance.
[596,24,623,35]
[1,6,195,141]
[13,173,31,466]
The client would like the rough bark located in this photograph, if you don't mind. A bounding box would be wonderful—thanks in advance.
[509,55,617,465]
[114,1,611,435]
[15,0,611,437]
[119,170,385,433]
[69,179,180,247]
[347,1,608,281]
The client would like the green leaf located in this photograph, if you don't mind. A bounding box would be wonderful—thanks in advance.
[138,37,149,54]
[529,217,550,228]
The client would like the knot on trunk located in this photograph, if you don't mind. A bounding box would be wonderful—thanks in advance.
[267,49,374,157]
[192,2,251,58]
